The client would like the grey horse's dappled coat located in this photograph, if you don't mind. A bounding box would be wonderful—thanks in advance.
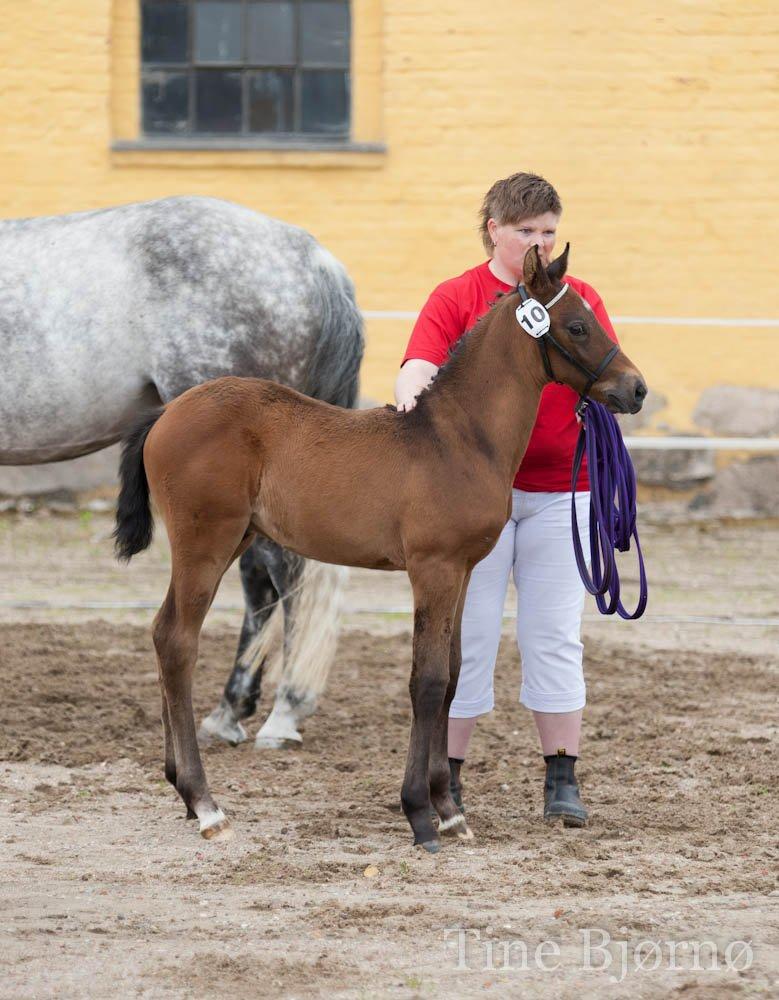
[0,195,362,463]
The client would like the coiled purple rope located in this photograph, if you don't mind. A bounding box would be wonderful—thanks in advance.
[571,400,648,619]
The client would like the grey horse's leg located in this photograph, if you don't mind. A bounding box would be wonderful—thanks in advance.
[199,537,343,751]
[253,548,313,749]
[197,540,291,745]
[252,554,347,749]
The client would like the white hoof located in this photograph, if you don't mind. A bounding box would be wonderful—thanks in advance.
[254,703,303,750]
[254,729,303,750]
[438,813,474,841]
[199,808,233,842]
[438,813,467,833]
[198,706,248,747]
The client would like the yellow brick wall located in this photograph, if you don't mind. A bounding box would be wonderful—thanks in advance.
[0,1,777,428]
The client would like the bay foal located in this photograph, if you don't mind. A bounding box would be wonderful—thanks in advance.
[115,246,646,853]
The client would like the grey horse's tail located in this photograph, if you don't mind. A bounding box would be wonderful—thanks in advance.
[113,408,163,562]
[242,247,363,736]
[305,249,364,408]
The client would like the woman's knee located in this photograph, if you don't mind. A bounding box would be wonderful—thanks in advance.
[516,633,586,712]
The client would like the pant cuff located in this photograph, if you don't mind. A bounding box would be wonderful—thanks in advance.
[519,683,586,713]
[449,695,494,719]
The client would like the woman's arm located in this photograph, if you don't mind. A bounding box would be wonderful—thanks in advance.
[394,358,439,411]
[396,286,461,410]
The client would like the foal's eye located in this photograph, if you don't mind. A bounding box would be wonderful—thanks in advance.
[568,322,587,338]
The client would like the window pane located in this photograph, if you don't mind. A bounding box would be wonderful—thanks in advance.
[248,70,293,132]
[195,1,242,63]
[195,69,242,132]
[247,2,295,65]
[142,71,189,133]
[142,1,188,64]
[301,70,348,133]
[300,2,349,66]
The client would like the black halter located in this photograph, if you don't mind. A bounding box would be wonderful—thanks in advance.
[516,283,620,414]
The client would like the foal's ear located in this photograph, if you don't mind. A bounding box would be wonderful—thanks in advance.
[546,243,570,284]
[522,245,550,291]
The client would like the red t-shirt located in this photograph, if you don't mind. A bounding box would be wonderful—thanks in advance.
[401,261,618,491]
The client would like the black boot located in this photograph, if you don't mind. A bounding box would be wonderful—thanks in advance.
[544,750,588,827]
[448,757,465,814]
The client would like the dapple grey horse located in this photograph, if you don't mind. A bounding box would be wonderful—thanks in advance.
[0,195,363,748]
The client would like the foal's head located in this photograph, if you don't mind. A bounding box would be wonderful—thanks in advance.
[515,245,647,414]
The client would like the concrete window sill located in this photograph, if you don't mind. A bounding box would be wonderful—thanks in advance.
[110,138,387,169]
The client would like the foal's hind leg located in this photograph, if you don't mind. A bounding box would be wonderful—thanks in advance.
[161,691,196,819]
[198,543,281,746]
[154,521,252,840]
[430,573,473,841]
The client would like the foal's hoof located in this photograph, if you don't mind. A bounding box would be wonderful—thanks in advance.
[417,839,442,854]
[439,814,474,841]
[199,810,234,842]
[198,707,247,747]
[544,803,588,828]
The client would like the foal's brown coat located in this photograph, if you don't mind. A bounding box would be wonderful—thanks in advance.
[117,246,646,851]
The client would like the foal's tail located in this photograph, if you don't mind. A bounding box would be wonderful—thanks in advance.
[113,408,163,562]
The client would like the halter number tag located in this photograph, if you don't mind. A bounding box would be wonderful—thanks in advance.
[515,299,550,338]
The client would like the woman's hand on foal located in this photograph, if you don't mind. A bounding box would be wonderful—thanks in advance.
[394,358,439,412]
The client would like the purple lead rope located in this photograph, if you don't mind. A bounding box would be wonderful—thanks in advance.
[571,400,648,619]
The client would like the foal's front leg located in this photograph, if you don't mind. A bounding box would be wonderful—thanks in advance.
[402,561,465,853]
[430,572,473,841]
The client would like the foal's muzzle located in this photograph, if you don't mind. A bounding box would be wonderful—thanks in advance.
[604,374,647,414]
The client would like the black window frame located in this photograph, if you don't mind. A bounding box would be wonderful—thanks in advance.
[140,0,351,144]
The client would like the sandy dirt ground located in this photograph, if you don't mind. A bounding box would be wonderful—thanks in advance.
[0,513,777,998]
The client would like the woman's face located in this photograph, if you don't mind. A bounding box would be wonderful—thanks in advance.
[488,211,560,278]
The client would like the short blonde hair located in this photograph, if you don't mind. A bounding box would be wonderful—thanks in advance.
[479,173,562,255]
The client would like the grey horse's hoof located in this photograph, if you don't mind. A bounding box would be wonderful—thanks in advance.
[417,839,442,854]
[198,706,248,747]
[253,734,303,751]
[254,708,303,750]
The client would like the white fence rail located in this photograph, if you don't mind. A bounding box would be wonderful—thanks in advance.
[363,310,779,327]
[364,310,779,451]
[624,437,779,451]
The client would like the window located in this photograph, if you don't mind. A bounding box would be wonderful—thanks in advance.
[141,0,350,140]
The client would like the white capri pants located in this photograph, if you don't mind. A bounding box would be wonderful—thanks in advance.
[450,489,591,717]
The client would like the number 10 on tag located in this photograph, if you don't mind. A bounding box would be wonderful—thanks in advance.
[515,299,550,338]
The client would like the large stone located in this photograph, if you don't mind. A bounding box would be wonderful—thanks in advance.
[632,442,716,490]
[704,455,779,518]
[693,386,779,437]
[617,392,667,433]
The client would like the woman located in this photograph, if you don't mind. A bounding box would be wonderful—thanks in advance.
[394,172,618,826]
